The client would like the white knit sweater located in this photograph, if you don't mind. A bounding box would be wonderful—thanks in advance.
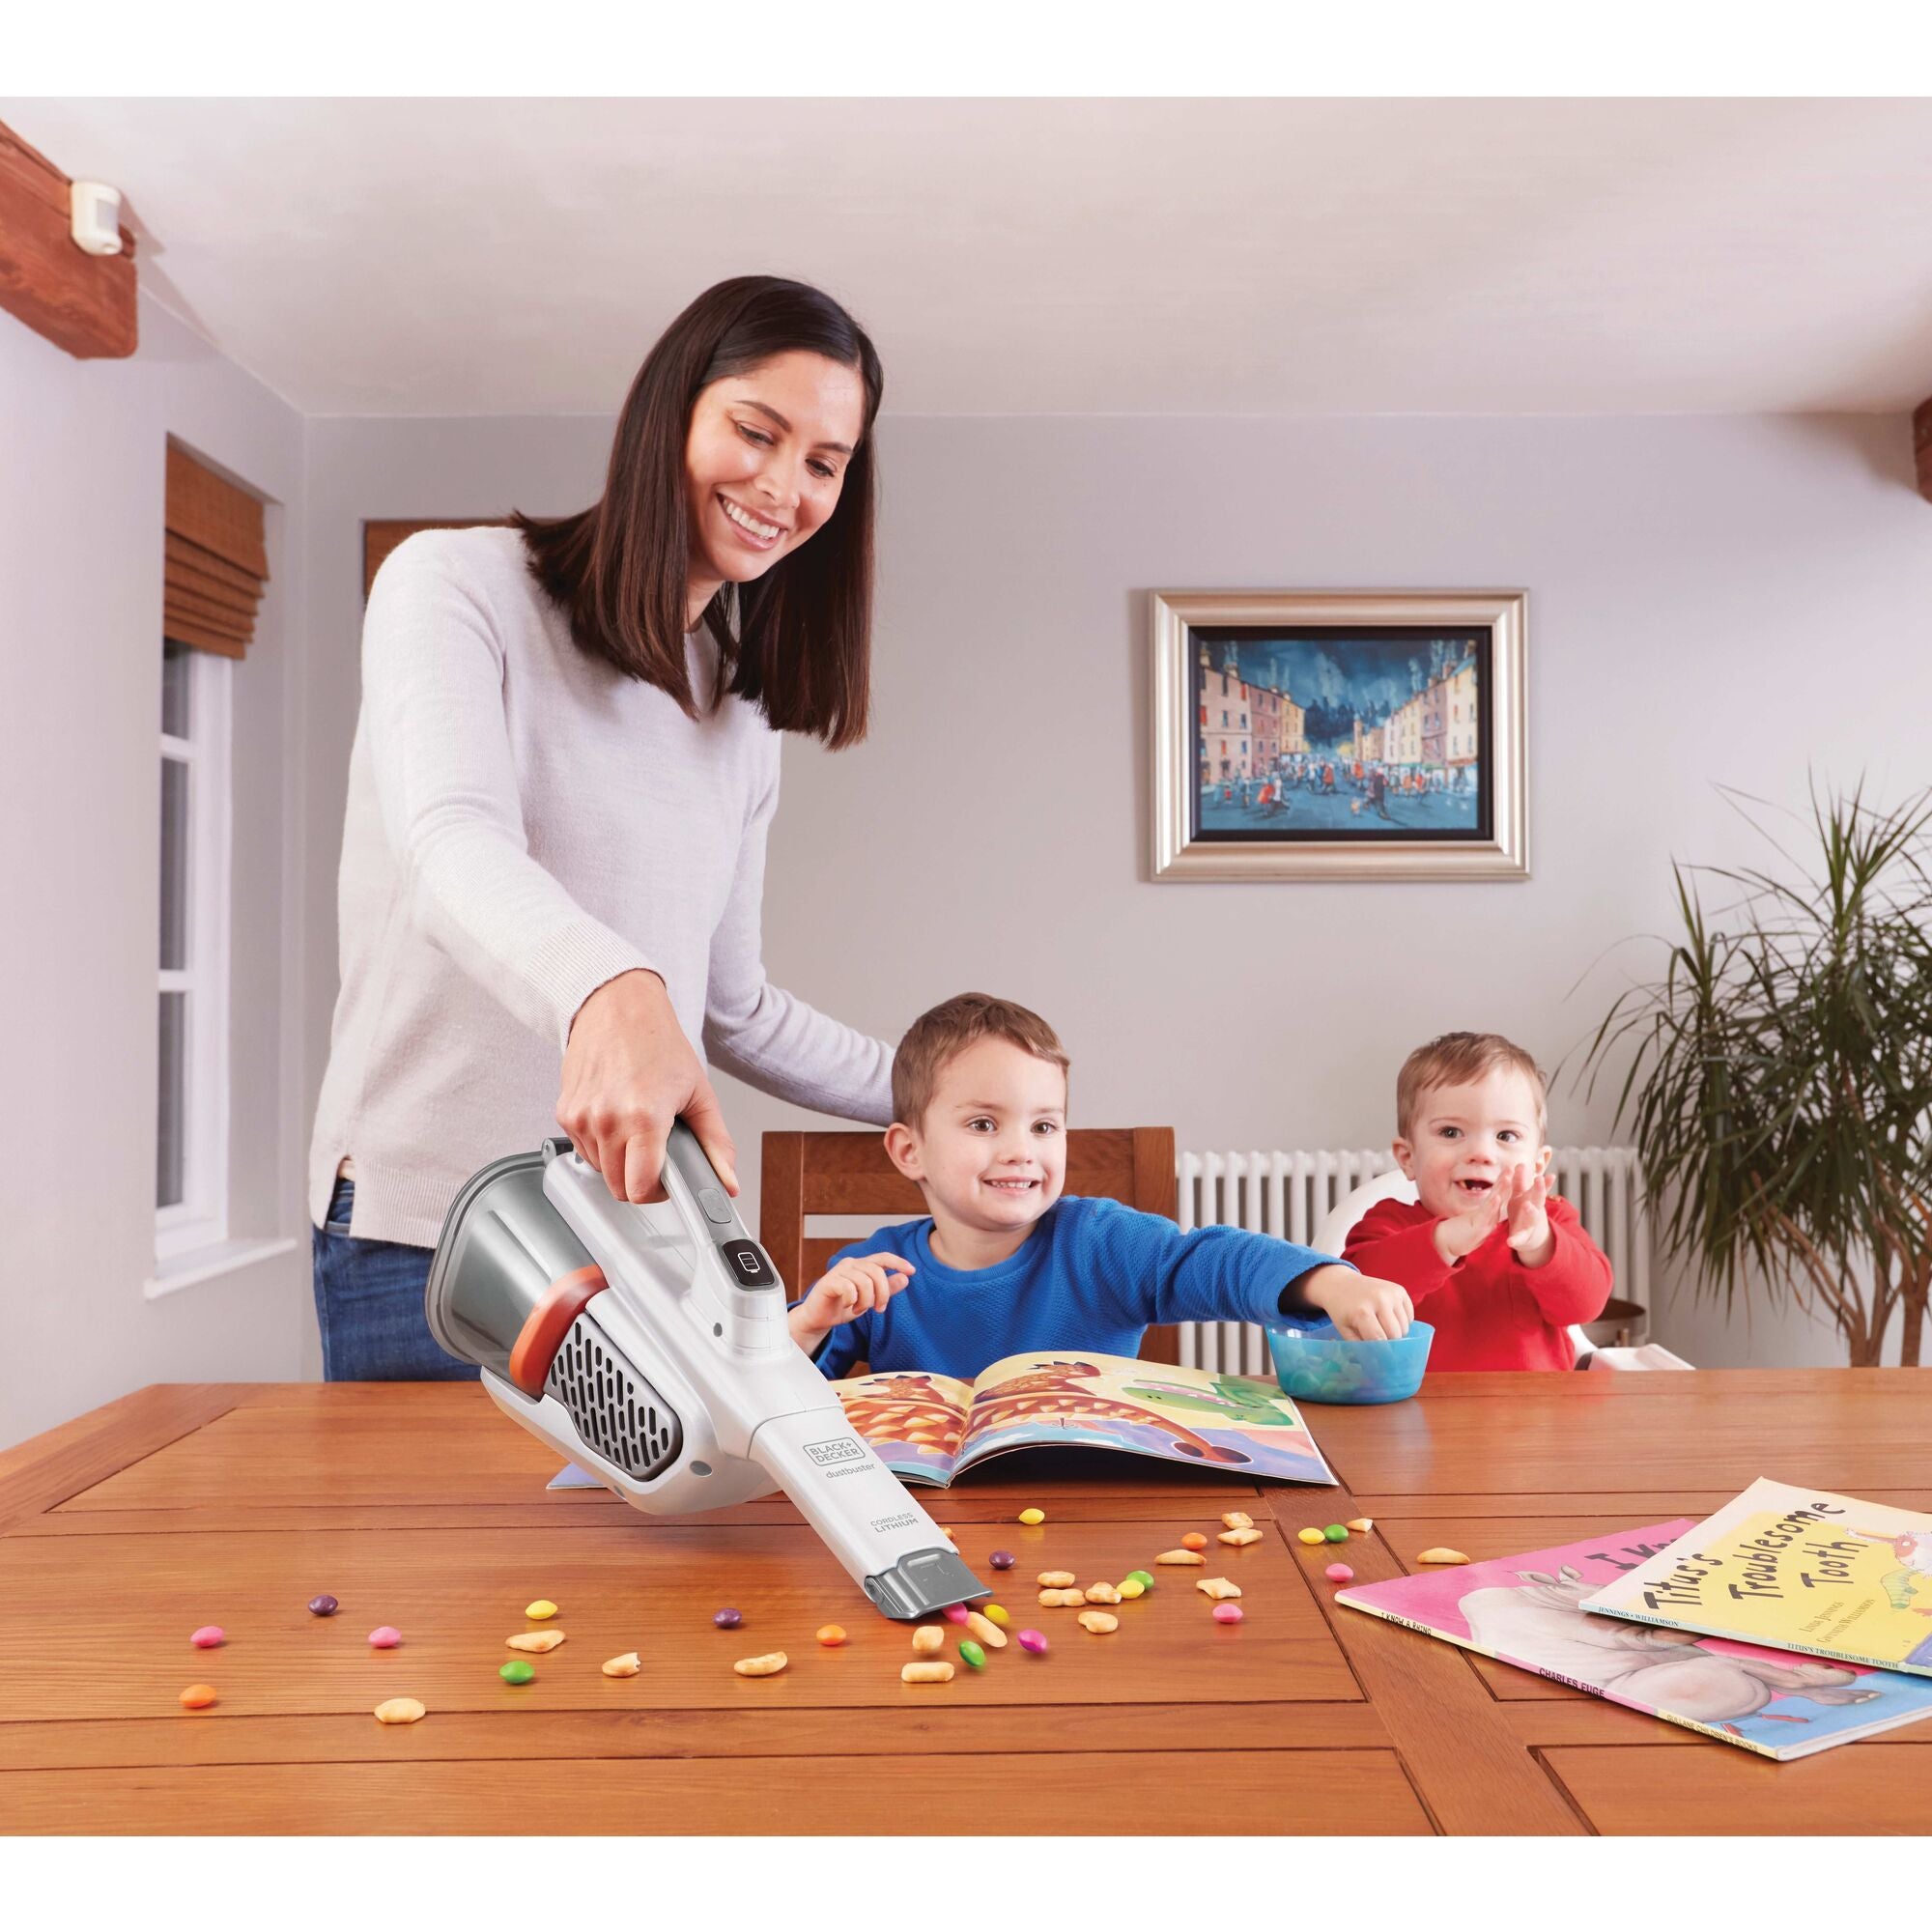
[308,526,894,1248]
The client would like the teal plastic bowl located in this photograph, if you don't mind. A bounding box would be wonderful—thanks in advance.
[1265,1319,1434,1406]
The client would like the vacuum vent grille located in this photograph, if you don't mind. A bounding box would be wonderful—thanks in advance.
[546,1313,683,1482]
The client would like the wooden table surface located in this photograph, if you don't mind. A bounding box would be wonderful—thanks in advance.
[1,1370,1926,1835]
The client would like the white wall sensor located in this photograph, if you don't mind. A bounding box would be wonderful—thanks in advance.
[70,182,125,257]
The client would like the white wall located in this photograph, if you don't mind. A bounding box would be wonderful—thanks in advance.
[11,327,1915,1457]
[0,297,313,1449]
[299,408,1931,1372]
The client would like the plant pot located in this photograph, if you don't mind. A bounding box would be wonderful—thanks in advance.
[1581,1297,1649,1350]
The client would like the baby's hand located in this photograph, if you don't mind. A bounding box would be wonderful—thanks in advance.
[800,1252,916,1330]
[1504,1163,1553,1265]
[1434,1169,1514,1264]
[1302,1264,1414,1342]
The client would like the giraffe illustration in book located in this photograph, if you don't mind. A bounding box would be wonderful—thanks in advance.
[1849,1527,1932,1613]
[1459,1565,1883,1723]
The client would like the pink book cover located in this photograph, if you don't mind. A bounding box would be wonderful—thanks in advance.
[1336,1520,1932,1761]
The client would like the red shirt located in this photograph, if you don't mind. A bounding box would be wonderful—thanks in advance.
[1341,1194,1613,1372]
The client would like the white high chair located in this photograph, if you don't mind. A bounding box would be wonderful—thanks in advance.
[1314,1171,1690,1369]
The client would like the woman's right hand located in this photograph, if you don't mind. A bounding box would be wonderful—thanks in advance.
[556,969,738,1205]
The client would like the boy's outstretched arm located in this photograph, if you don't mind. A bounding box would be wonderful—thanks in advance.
[1297,1264,1415,1342]
[1078,1199,1414,1343]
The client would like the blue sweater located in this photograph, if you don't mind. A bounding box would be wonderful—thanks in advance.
[805,1194,1345,1380]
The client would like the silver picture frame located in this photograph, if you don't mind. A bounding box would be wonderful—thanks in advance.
[1150,588,1529,882]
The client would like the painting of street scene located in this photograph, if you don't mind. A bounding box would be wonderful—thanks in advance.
[1192,627,1490,840]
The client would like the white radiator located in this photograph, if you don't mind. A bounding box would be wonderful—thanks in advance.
[1173,1146,1651,1374]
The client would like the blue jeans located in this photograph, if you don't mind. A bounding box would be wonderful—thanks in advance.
[311,1175,479,1382]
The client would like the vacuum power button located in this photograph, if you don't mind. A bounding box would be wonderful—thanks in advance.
[697,1186,733,1225]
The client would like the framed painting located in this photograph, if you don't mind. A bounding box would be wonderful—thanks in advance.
[1150,589,1528,881]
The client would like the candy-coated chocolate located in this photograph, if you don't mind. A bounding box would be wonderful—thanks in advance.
[943,1604,970,1624]
[190,1625,224,1648]
[178,1684,217,1710]
[1324,1563,1354,1583]
[1296,1527,1326,1546]
[1322,1524,1350,1543]
[1017,1508,1045,1525]
[958,1639,987,1669]
[1015,1628,1049,1654]
[307,1595,339,1617]
[816,1625,848,1647]
[1118,1577,1146,1600]
[713,1607,743,1629]
[525,1599,558,1620]
[989,1549,1015,1570]
[1211,1604,1245,1625]
[368,1626,402,1648]
[984,1604,1012,1626]
[499,1660,535,1684]
[1180,1532,1208,1550]
[1125,1570,1154,1590]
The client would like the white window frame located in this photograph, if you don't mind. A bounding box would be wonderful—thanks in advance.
[156,646,233,1263]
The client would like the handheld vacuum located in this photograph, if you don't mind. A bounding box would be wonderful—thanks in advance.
[425,1125,986,1619]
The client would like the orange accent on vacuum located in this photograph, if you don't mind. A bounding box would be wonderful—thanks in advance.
[507,1264,610,1396]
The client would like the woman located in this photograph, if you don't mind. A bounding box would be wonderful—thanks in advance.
[309,276,895,1379]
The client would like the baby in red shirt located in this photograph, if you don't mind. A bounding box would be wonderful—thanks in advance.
[1343,1032,1613,1371]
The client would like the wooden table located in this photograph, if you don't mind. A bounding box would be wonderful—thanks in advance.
[1,1371,1926,1834]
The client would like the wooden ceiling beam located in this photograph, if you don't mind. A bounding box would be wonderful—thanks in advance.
[1916,397,1932,505]
[0,121,136,359]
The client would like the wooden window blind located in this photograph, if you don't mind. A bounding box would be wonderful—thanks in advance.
[164,443,269,659]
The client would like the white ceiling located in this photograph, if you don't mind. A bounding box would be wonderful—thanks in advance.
[7,97,1932,418]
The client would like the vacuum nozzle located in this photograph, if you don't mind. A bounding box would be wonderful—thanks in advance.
[863,1546,990,1620]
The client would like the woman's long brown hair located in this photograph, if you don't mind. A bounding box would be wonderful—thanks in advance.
[513,275,882,749]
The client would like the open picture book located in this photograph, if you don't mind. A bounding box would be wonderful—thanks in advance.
[548,1350,1335,1491]
[1337,1519,1932,1761]
[1577,1478,1932,1677]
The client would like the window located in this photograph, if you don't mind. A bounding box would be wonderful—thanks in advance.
[157,639,233,1259]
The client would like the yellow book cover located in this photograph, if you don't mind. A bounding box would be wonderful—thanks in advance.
[1579,1478,1932,1677]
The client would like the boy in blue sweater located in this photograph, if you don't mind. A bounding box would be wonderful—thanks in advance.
[786,993,1413,1378]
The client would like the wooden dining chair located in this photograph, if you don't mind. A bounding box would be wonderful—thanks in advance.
[759,1126,1182,1365]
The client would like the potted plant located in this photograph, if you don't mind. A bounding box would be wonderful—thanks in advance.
[1582,783,1932,1367]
